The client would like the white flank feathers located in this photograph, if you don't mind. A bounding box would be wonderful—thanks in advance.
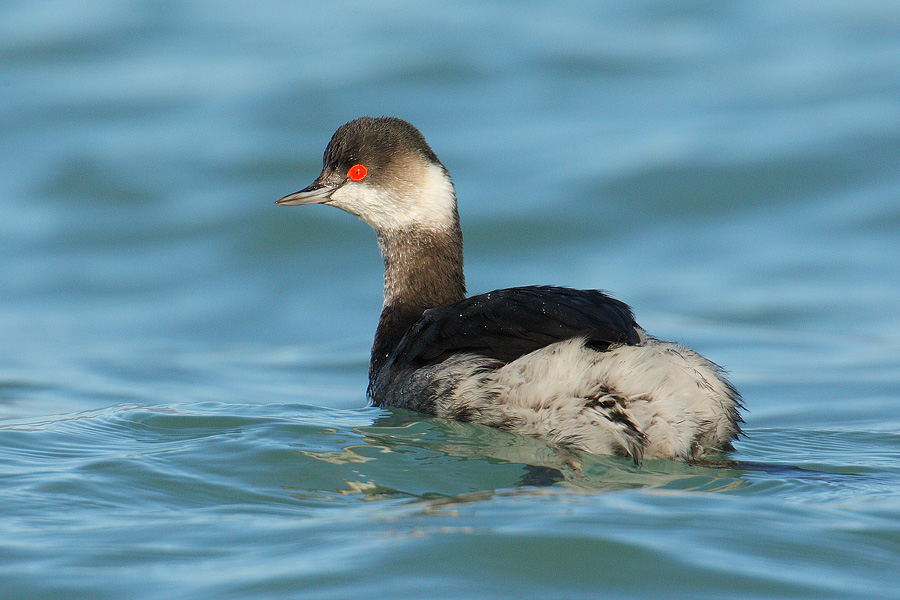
[430,338,741,462]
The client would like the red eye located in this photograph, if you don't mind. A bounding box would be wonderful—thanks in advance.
[348,164,367,181]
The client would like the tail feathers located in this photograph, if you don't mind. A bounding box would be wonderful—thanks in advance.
[583,395,647,465]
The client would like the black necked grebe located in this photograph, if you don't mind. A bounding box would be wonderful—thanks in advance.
[277,116,743,463]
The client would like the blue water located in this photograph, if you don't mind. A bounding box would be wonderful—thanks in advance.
[2,1,900,598]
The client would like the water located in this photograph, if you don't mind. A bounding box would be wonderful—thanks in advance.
[2,1,899,598]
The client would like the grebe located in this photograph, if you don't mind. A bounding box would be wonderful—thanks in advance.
[277,117,743,463]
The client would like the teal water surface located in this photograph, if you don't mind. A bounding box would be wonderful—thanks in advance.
[2,2,900,599]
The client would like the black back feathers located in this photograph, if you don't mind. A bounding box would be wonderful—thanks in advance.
[389,285,641,368]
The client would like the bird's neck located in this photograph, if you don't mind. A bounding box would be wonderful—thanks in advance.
[370,221,466,379]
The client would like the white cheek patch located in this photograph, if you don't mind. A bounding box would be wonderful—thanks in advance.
[412,162,458,228]
[328,162,457,232]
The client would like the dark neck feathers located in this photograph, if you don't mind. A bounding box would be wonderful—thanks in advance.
[370,221,466,380]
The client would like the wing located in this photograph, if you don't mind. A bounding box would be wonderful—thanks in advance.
[393,285,641,368]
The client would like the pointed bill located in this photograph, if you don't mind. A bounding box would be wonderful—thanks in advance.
[276,180,337,205]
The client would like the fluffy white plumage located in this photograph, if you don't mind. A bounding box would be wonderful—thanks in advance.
[424,336,741,463]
